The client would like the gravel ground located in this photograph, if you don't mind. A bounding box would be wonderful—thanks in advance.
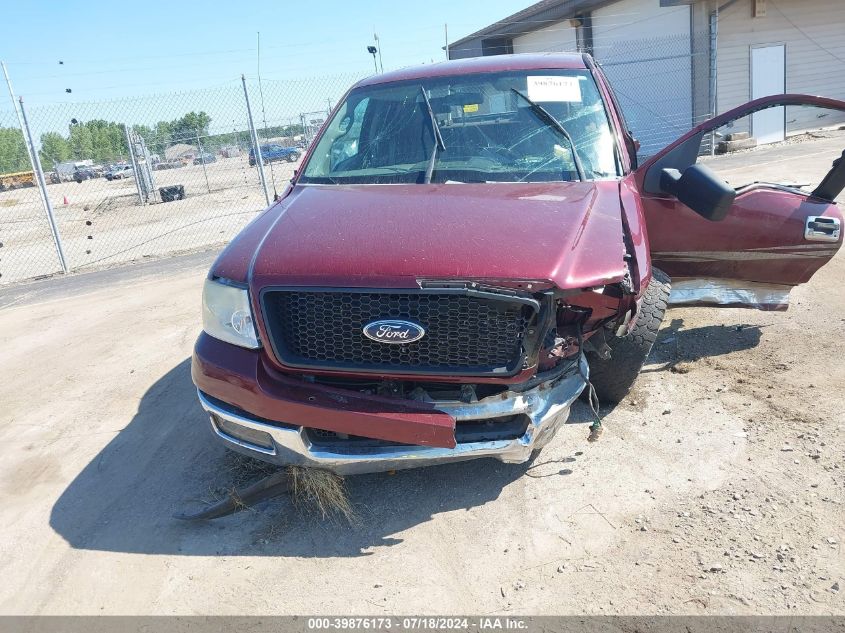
[0,247,842,616]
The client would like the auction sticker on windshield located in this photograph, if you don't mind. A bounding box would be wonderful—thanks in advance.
[527,76,582,102]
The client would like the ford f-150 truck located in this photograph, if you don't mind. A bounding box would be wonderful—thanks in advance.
[192,53,844,475]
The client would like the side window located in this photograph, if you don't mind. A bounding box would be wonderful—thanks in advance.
[645,102,845,200]
[702,106,845,197]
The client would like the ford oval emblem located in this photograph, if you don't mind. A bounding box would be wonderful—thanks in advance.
[363,319,426,344]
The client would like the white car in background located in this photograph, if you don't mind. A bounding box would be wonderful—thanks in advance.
[105,164,134,181]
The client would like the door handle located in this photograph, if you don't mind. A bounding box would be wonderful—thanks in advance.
[804,216,841,242]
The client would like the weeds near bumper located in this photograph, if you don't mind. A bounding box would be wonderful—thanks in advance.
[287,465,358,525]
[178,454,358,524]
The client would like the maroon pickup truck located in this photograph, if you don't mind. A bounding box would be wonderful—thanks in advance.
[192,53,844,475]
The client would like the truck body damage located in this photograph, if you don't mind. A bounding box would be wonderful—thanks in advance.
[191,55,843,475]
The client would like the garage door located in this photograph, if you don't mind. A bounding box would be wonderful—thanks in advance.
[513,23,577,54]
[591,0,693,157]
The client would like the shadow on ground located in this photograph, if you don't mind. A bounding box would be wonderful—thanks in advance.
[50,358,589,557]
[643,317,765,371]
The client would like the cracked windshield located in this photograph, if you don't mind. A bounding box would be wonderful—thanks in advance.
[301,70,618,184]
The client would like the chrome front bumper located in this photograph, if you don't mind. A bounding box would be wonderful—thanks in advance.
[197,355,588,475]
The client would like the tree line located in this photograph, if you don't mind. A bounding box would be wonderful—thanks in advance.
[0,110,305,174]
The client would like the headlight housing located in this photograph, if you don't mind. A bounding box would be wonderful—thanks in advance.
[202,279,260,349]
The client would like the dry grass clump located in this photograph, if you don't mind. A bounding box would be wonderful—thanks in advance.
[220,454,358,524]
[287,465,358,524]
[224,453,277,488]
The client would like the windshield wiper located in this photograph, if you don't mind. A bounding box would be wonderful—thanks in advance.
[510,88,585,181]
[419,85,446,184]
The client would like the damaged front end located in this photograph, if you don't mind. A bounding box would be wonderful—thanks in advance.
[193,275,636,475]
[197,354,587,476]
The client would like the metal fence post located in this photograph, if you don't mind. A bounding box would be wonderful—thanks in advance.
[124,124,144,204]
[19,97,69,274]
[196,129,211,194]
[709,8,719,156]
[241,75,270,206]
[300,113,309,147]
[5,62,68,275]
[140,134,157,201]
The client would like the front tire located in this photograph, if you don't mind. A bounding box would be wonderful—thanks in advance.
[586,269,671,404]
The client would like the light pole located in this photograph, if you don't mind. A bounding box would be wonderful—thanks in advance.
[374,32,384,73]
[367,46,378,73]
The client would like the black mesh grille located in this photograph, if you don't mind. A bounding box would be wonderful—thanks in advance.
[261,289,537,375]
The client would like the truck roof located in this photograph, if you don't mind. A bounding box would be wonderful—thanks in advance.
[354,53,589,90]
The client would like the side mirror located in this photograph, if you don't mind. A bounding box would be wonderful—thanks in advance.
[660,164,736,221]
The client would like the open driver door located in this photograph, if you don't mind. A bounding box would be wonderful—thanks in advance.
[629,94,844,310]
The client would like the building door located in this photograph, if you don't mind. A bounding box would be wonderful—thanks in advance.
[751,44,786,144]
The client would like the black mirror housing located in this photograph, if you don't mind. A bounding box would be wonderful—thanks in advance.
[660,164,736,221]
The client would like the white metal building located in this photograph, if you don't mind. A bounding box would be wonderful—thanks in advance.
[448,0,845,154]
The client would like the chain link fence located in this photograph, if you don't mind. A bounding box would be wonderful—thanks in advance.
[0,104,67,283]
[0,34,726,287]
[595,30,713,159]
[0,73,365,285]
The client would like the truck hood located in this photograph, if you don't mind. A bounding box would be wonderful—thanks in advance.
[226,182,626,290]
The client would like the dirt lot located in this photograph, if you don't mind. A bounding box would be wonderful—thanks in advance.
[1,246,842,616]
[0,155,296,285]
[0,137,843,616]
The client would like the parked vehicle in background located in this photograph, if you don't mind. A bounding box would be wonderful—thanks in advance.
[192,54,845,475]
[73,166,97,183]
[248,143,300,166]
[193,152,217,165]
[155,159,184,171]
[54,160,95,182]
[105,164,133,180]
[0,170,36,191]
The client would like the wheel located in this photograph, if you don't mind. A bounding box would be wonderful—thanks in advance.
[586,268,671,404]
[286,152,299,162]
